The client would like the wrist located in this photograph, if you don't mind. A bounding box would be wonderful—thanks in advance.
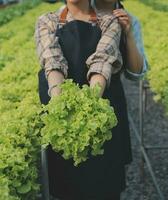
[125,30,136,46]
[48,84,61,97]
[50,87,61,97]
[126,28,133,38]
[89,74,106,97]
[125,19,133,37]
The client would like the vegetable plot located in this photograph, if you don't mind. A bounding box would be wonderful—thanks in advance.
[0,2,62,200]
[0,0,42,26]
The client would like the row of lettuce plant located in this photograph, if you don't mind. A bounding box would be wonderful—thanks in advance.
[0,0,42,26]
[0,2,62,199]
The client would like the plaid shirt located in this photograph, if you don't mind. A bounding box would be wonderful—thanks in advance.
[34,9,123,86]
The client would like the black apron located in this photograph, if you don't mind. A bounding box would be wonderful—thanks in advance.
[38,7,132,200]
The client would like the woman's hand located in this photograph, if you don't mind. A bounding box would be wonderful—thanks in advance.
[113,9,132,35]
[112,9,143,74]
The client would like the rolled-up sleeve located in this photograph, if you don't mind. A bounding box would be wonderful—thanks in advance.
[34,13,68,79]
[86,15,123,87]
[124,15,148,81]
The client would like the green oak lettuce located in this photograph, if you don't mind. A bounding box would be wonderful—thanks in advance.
[41,80,118,166]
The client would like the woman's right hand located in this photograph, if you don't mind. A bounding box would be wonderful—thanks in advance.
[112,9,132,35]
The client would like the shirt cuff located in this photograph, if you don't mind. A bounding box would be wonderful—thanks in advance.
[87,62,111,86]
[86,53,122,87]
[44,57,68,79]
[124,58,148,81]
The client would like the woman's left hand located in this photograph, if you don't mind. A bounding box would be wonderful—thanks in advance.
[112,9,132,35]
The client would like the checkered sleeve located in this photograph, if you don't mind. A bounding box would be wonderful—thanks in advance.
[34,12,68,79]
[86,13,123,87]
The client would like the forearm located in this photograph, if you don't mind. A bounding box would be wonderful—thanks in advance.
[126,31,143,73]
[89,73,106,97]
[47,70,65,97]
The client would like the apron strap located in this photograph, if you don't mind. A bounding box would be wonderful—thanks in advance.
[89,8,98,23]
[59,6,98,25]
[59,6,68,24]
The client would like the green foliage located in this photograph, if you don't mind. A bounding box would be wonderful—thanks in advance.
[139,0,168,12]
[0,95,42,200]
[41,80,118,166]
[0,2,63,199]
[0,2,61,70]
[0,0,42,26]
[124,0,168,114]
[0,176,16,200]
[0,98,41,199]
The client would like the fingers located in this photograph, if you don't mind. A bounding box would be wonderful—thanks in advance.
[113,13,130,23]
[113,8,127,14]
[118,19,129,27]
[118,16,129,22]
[115,15,130,26]
[113,9,129,18]
[113,10,131,24]
[113,12,130,23]
[117,16,129,21]
[112,9,132,34]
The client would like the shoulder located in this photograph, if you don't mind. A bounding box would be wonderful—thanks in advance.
[126,11,141,29]
[37,10,60,23]
[96,10,116,23]
[96,10,121,32]
[36,10,61,31]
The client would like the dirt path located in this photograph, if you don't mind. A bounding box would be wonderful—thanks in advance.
[121,76,168,200]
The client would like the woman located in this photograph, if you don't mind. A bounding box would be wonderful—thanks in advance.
[93,0,148,80]
[35,0,144,199]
